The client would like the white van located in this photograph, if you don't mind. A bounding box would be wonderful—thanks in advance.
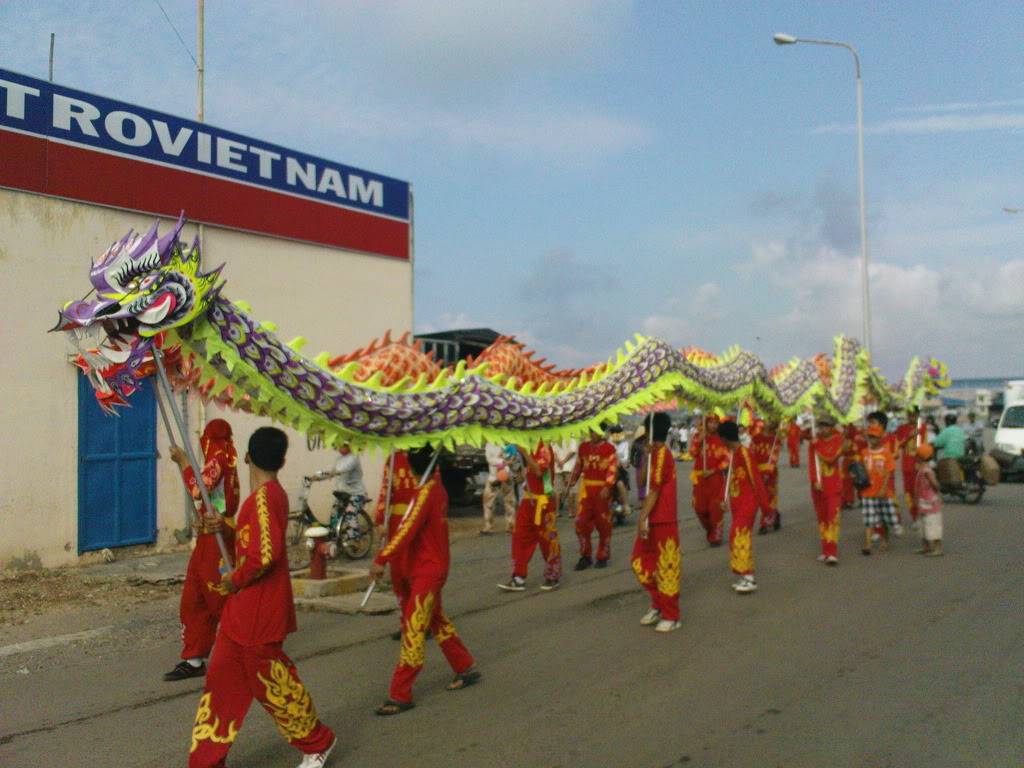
[994,380,1024,458]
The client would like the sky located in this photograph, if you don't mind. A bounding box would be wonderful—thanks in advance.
[4,1,1024,379]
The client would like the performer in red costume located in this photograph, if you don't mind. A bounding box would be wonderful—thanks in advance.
[841,424,866,509]
[690,413,729,546]
[808,415,844,565]
[718,421,772,594]
[568,426,618,569]
[893,409,926,525]
[370,447,480,715]
[632,413,682,632]
[498,441,562,592]
[786,420,803,468]
[751,419,782,534]
[165,419,240,682]
[189,427,335,768]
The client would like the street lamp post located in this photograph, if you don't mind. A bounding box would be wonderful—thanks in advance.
[774,33,872,359]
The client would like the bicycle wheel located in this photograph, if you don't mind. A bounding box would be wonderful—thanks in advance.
[340,510,374,560]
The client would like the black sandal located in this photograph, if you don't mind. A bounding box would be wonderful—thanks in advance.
[446,668,481,691]
[861,548,872,556]
[375,699,415,716]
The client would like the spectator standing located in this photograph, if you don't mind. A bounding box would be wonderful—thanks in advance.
[552,438,579,516]
[481,442,516,535]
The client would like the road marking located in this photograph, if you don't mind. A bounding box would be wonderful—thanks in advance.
[0,626,114,658]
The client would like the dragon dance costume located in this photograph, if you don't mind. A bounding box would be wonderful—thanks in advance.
[511,442,561,584]
[179,419,239,664]
[725,445,772,578]
[841,425,866,508]
[690,424,730,545]
[787,422,803,468]
[631,442,681,622]
[571,438,618,564]
[189,480,333,768]
[750,422,781,532]
[808,432,844,561]
[373,477,475,705]
[893,421,926,522]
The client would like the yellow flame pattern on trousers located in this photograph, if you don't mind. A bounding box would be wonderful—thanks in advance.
[256,659,320,742]
[190,692,239,753]
[656,538,681,597]
[730,527,754,573]
[819,516,840,544]
[400,593,436,668]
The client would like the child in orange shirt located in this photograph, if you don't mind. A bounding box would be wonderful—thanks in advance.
[859,415,898,555]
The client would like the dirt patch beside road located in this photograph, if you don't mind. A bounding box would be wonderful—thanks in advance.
[0,570,178,628]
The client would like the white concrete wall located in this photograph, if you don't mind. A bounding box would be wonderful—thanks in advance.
[0,189,411,568]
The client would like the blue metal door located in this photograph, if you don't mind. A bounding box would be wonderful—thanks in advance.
[77,376,157,552]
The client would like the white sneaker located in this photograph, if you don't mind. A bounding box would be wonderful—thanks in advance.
[497,578,526,592]
[640,608,661,625]
[871,532,880,542]
[893,524,904,537]
[734,576,758,594]
[816,554,827,562]
[825,555,838,566]
[655,619,681,632]
[297,737,336,768]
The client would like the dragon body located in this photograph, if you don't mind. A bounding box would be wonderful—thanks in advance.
[56,217,950,448]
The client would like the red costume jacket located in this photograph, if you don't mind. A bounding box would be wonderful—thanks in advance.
[894,422,925,473]
[809,432,844,496]
[750,431,781,472]
[523,442,553,496]
[222,480,297,646]
[647,443,677,525]
[571,440,617,490]
[727,446,772,514]
[183,419,240,530]
[374,478,450,580]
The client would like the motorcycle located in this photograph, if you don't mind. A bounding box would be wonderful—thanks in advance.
[936,454,986,505]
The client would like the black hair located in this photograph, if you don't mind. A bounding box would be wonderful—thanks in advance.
[650,412,671,442]
[944,413,957,427]
[717,421,740,442]
[598,420,612,432]
[407,446,436,477]
[248,427,288,471]
[867,410,888,429]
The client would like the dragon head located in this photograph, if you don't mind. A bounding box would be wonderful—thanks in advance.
[54,215,224,411]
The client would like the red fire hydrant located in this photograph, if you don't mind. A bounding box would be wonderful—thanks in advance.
[304,526,336,580]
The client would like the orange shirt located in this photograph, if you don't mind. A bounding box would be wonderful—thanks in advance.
[860,444,897,499]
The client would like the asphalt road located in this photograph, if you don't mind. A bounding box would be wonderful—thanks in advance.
[2,466,1022,768]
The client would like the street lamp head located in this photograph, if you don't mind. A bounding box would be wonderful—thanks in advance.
[773,33,798,45]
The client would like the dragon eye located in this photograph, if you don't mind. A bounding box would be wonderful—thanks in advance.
[124,278,141,294]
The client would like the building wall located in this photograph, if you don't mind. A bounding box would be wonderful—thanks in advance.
[0,188,412,568]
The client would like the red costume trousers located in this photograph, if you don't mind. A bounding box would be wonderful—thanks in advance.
[512,494,561,582]
[631,523,681,621]
[188,634,334,768]
[787,440,801,468]
[575,483,612,561]
[180,533,231,660]
[758,471,779,529]
[728,501,757,575]
[390,574,474,704]
[812,489,842,558]
[901,467,918,521]
[693,474,725,544]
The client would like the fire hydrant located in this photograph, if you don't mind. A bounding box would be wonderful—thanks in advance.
[304,526,336,580]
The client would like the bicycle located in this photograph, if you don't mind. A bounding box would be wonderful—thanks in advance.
[288,474,374,559]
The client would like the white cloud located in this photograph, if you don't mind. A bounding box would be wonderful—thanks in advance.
[894,99,1024,115]
[815,112,1024,136]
